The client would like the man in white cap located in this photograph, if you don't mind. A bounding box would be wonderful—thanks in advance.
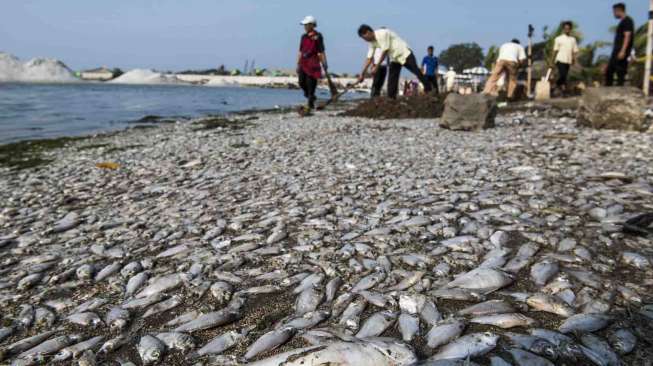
[297,15,328,109]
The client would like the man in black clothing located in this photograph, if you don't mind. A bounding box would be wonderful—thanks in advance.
[606,3,634,86]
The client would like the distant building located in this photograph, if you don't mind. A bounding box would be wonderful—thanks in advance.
[80,67,120,81]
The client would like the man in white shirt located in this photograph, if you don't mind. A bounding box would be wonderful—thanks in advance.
[356,24,431,98]
[445,67,457,92]
[483,39,526,100]
[553,21,579,95]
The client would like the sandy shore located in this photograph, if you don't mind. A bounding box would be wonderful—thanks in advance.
[175,74,374,89]
[1,102,653,365]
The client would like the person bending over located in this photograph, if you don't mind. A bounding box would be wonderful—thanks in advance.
[356,24,431,99]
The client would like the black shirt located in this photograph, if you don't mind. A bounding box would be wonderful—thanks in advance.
[613,16,634,58]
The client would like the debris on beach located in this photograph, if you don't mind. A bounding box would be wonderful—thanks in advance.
[342,94,445,119]
[0,102,652,366]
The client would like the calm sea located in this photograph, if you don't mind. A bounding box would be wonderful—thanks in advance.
[0,83,346,144]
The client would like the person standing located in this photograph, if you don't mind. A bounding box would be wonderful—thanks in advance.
[356,24,432,99]
[553,21,579,95]
[445,67,457,92]
[606,3,634,86]
[297,16,328,109]
[371,48,387,97]
[483,39,526,100]
[422,46,440,94]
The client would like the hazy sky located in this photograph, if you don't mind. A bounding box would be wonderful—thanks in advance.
[0,0,648,73]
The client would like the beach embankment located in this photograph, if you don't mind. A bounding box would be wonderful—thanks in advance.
[174,74,373,89]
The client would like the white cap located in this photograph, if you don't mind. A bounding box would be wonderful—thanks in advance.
[300,15,317,26]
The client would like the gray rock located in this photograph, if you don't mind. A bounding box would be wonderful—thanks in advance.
[440,94,497,131]
[577,87,646,131]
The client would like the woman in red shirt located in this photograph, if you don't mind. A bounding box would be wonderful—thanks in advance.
[297,16,328,110]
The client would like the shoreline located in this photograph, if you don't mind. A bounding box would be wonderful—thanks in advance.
[0,97,577,172]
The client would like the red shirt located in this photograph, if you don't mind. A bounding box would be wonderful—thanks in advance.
[299,31,325,79]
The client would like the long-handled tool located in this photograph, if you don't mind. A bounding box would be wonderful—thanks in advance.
[316,81,360,110]
[325,72,339,98]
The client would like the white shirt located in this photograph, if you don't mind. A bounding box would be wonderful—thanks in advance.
[445,70,457,87]
[366,29,412,65]
[554,34,579,64]
[373,48,386,66]
[498,42,527,63]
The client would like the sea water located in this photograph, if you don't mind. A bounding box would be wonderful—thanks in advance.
[0,83,340,144]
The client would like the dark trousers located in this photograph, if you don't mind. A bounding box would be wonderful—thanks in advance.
[425,75,440,94]
[605,57,628,86]
[298,69,318,107]
[556,62,570,87]
[388,52,432,99]
[371,65,387,97]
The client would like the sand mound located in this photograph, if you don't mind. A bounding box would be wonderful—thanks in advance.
[342,94,445,119]
[0,52,77,82]
[110,69,186,85]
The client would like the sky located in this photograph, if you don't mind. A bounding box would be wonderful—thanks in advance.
[0,0,649,73]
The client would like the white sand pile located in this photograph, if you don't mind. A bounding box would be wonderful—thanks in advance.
[109,69,186,85]
[0,52,78,82]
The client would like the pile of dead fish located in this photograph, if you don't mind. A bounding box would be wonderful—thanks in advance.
[0,107,652,366]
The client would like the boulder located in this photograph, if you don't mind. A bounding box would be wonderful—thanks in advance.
[577,87,646,131]
[440,94,496,131]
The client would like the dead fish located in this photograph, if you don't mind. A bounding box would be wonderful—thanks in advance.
[284,310,330,330]
[508,348,554,366]
[608,329,637,355]
[580,334,620,366]
[174,307,240,333]
[429,332,499,360]
[385,271,424,292]
[137,335,166,365]
[247,338,417,366]
[244,327,296,360]
[106,307,130,331]
[527,293,575,317]
[458,300,515,317]
[426,319,466,349]
[471,313,537,329]
[67,312,103,327]
[53,336,105,362]
[530,259,559,286]
[135,274,182,298]
[99,334,129,354]
[446,268,513,294]
[94,262,121,282]
[351,271,386,293]
[339,298,367,331]
[155,332,196,353]
[191,328,250,357]
[559,313,612,333]
[398,313,420,342]
[504,332,558,360]
[355,310,396,338]
[295,287,324,317]
[125,272,149,298]
[143,295,182,318]
[325,276,343,302]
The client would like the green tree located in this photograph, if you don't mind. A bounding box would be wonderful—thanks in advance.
[484,45,499,70]
[438,43,485,73]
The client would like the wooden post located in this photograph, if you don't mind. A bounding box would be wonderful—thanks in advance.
[644,0,653,96]
[527,25,534,98]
